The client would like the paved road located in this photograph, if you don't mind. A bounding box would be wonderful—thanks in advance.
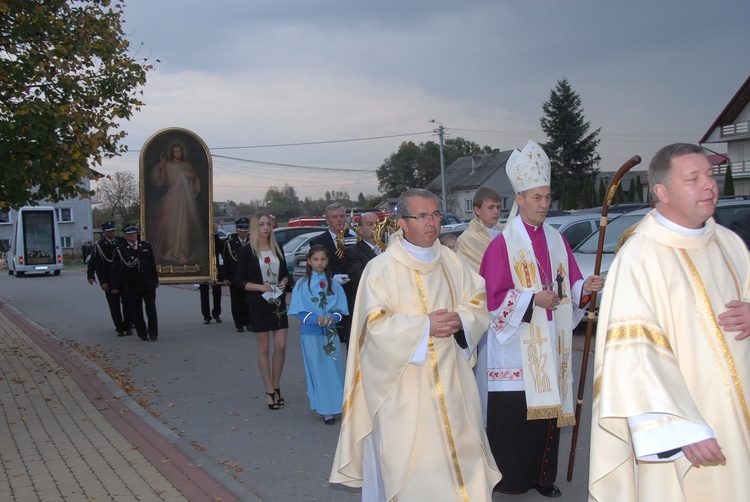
[1,267,594,501]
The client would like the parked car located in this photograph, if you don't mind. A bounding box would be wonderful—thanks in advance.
[282,231,323,274]
[216,228,228,241]
[440,212,464,232]
[574,197,750,313]
[713,197,750,250]
[273,226,324,247]
[292,235,357,283]
[545,213,606,249]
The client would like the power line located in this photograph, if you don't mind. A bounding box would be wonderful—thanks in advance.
[212,154,376,172]
[210,131,434,150]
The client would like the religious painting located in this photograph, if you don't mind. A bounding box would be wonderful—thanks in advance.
[140,127,214,283]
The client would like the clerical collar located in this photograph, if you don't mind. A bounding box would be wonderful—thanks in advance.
[486,226,502,239]
[521,219,542,232]
[655,211,708,237]
[402,238,436,262]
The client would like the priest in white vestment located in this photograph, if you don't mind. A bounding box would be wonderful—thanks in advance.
[454,186,504,272]
[330,188,501,501]
[589,143,750,502]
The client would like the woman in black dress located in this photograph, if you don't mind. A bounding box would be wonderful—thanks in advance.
[235,212,290,410]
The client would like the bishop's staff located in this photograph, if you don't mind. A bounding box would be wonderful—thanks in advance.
[566,155,642,482]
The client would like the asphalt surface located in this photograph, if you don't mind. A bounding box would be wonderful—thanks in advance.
[0,266,594,501]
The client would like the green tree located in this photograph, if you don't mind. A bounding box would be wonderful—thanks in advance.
[376,137,487,198]
[597,177,606,205]
[723,165,735,196]
[634,175,643,202]
[540,78,601,202]
[627,178,637,202]
[265,185,302,220]
[0,0,153,212]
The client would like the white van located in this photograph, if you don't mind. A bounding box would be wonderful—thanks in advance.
[7,206,64,277]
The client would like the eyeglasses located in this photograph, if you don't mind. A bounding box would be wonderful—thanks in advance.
[402,211,442,222]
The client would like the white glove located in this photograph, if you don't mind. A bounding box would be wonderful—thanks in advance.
[333,274,350,285]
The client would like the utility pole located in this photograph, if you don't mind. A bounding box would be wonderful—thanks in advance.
[429,119,447,213]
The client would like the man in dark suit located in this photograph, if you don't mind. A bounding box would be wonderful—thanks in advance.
[222,217,251,332]
[87,221,131,336]
[110,223,160,341]
[200,224,224,324]
[309,202,357,344]
[344,212,381,296]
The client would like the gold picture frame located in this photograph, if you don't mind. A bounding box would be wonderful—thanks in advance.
[139,127,214,283]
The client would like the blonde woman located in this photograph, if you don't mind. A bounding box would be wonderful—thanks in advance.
[235,212,290,410]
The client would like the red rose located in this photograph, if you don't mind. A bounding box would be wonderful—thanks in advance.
[264,257,271,264]
[319,280,326,289]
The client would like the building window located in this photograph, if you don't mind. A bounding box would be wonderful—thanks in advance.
[465,199,473,212]
[502,197,511,210]
[0,212,10,224]
[61,236,73,248]
[56,207,73,222]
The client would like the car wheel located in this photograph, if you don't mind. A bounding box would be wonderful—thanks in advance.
[16,271,24,277]
[54,270,61,276]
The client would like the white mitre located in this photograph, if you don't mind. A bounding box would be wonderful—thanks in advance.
[505,140,551,193]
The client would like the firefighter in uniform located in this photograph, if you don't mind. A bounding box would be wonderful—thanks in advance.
[222,217,251,332]
[87,221,131,336]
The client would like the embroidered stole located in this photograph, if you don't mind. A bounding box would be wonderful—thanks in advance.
[503,218,575,426]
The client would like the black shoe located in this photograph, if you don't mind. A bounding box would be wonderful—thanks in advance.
[125,330,133,336]
[150,337,158,342]
[275,388,284,406]
[236,327,245,332]
[214,316,222,323]
[266,392,280,410]
[116,330,126,337]
[203,318,211,324]
[324,416,336,425]
[140,337,149,341]
[535,485,562,498]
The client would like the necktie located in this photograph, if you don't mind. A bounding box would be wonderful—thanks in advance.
[373,245,381,255]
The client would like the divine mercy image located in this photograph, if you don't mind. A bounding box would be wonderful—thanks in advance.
[140,128,213,282]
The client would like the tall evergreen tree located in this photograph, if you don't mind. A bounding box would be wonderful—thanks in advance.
[628,178,637,202]
[540,78,601,202]
[723,165,735,196]
[635,175,643,202]
[598,177,606,205]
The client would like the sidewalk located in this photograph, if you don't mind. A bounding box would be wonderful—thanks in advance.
[0,302,248,501]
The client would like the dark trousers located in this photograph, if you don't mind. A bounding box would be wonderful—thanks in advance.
[199,284,222,320]
[487,391,560,494]
[123,288,158,339]
[229,286,249,329]
[337,315,352,346]
[104,289,128,332]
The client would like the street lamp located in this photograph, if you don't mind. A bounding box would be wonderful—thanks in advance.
[429,119,447,213]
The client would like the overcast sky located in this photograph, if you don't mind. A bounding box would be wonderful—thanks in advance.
[100,0,748,203]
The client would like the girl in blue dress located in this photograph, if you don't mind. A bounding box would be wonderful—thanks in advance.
[288,245,349,424]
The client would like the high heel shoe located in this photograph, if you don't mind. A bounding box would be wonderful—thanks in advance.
[265,391,280,410]
[275,388,285,406]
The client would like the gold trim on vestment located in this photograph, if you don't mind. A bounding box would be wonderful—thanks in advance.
[629,414,681,433]
[527,405,563,420]
[360,309,386,348]
[341,368,361,419]
[557,413,576,427]
[680,248,750,434]
[605,322,674,353]
[415,270,468,502]
[596,321,676,399]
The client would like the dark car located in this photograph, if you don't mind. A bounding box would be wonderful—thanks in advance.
[273,226,325,247]
[713,197,750,250]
